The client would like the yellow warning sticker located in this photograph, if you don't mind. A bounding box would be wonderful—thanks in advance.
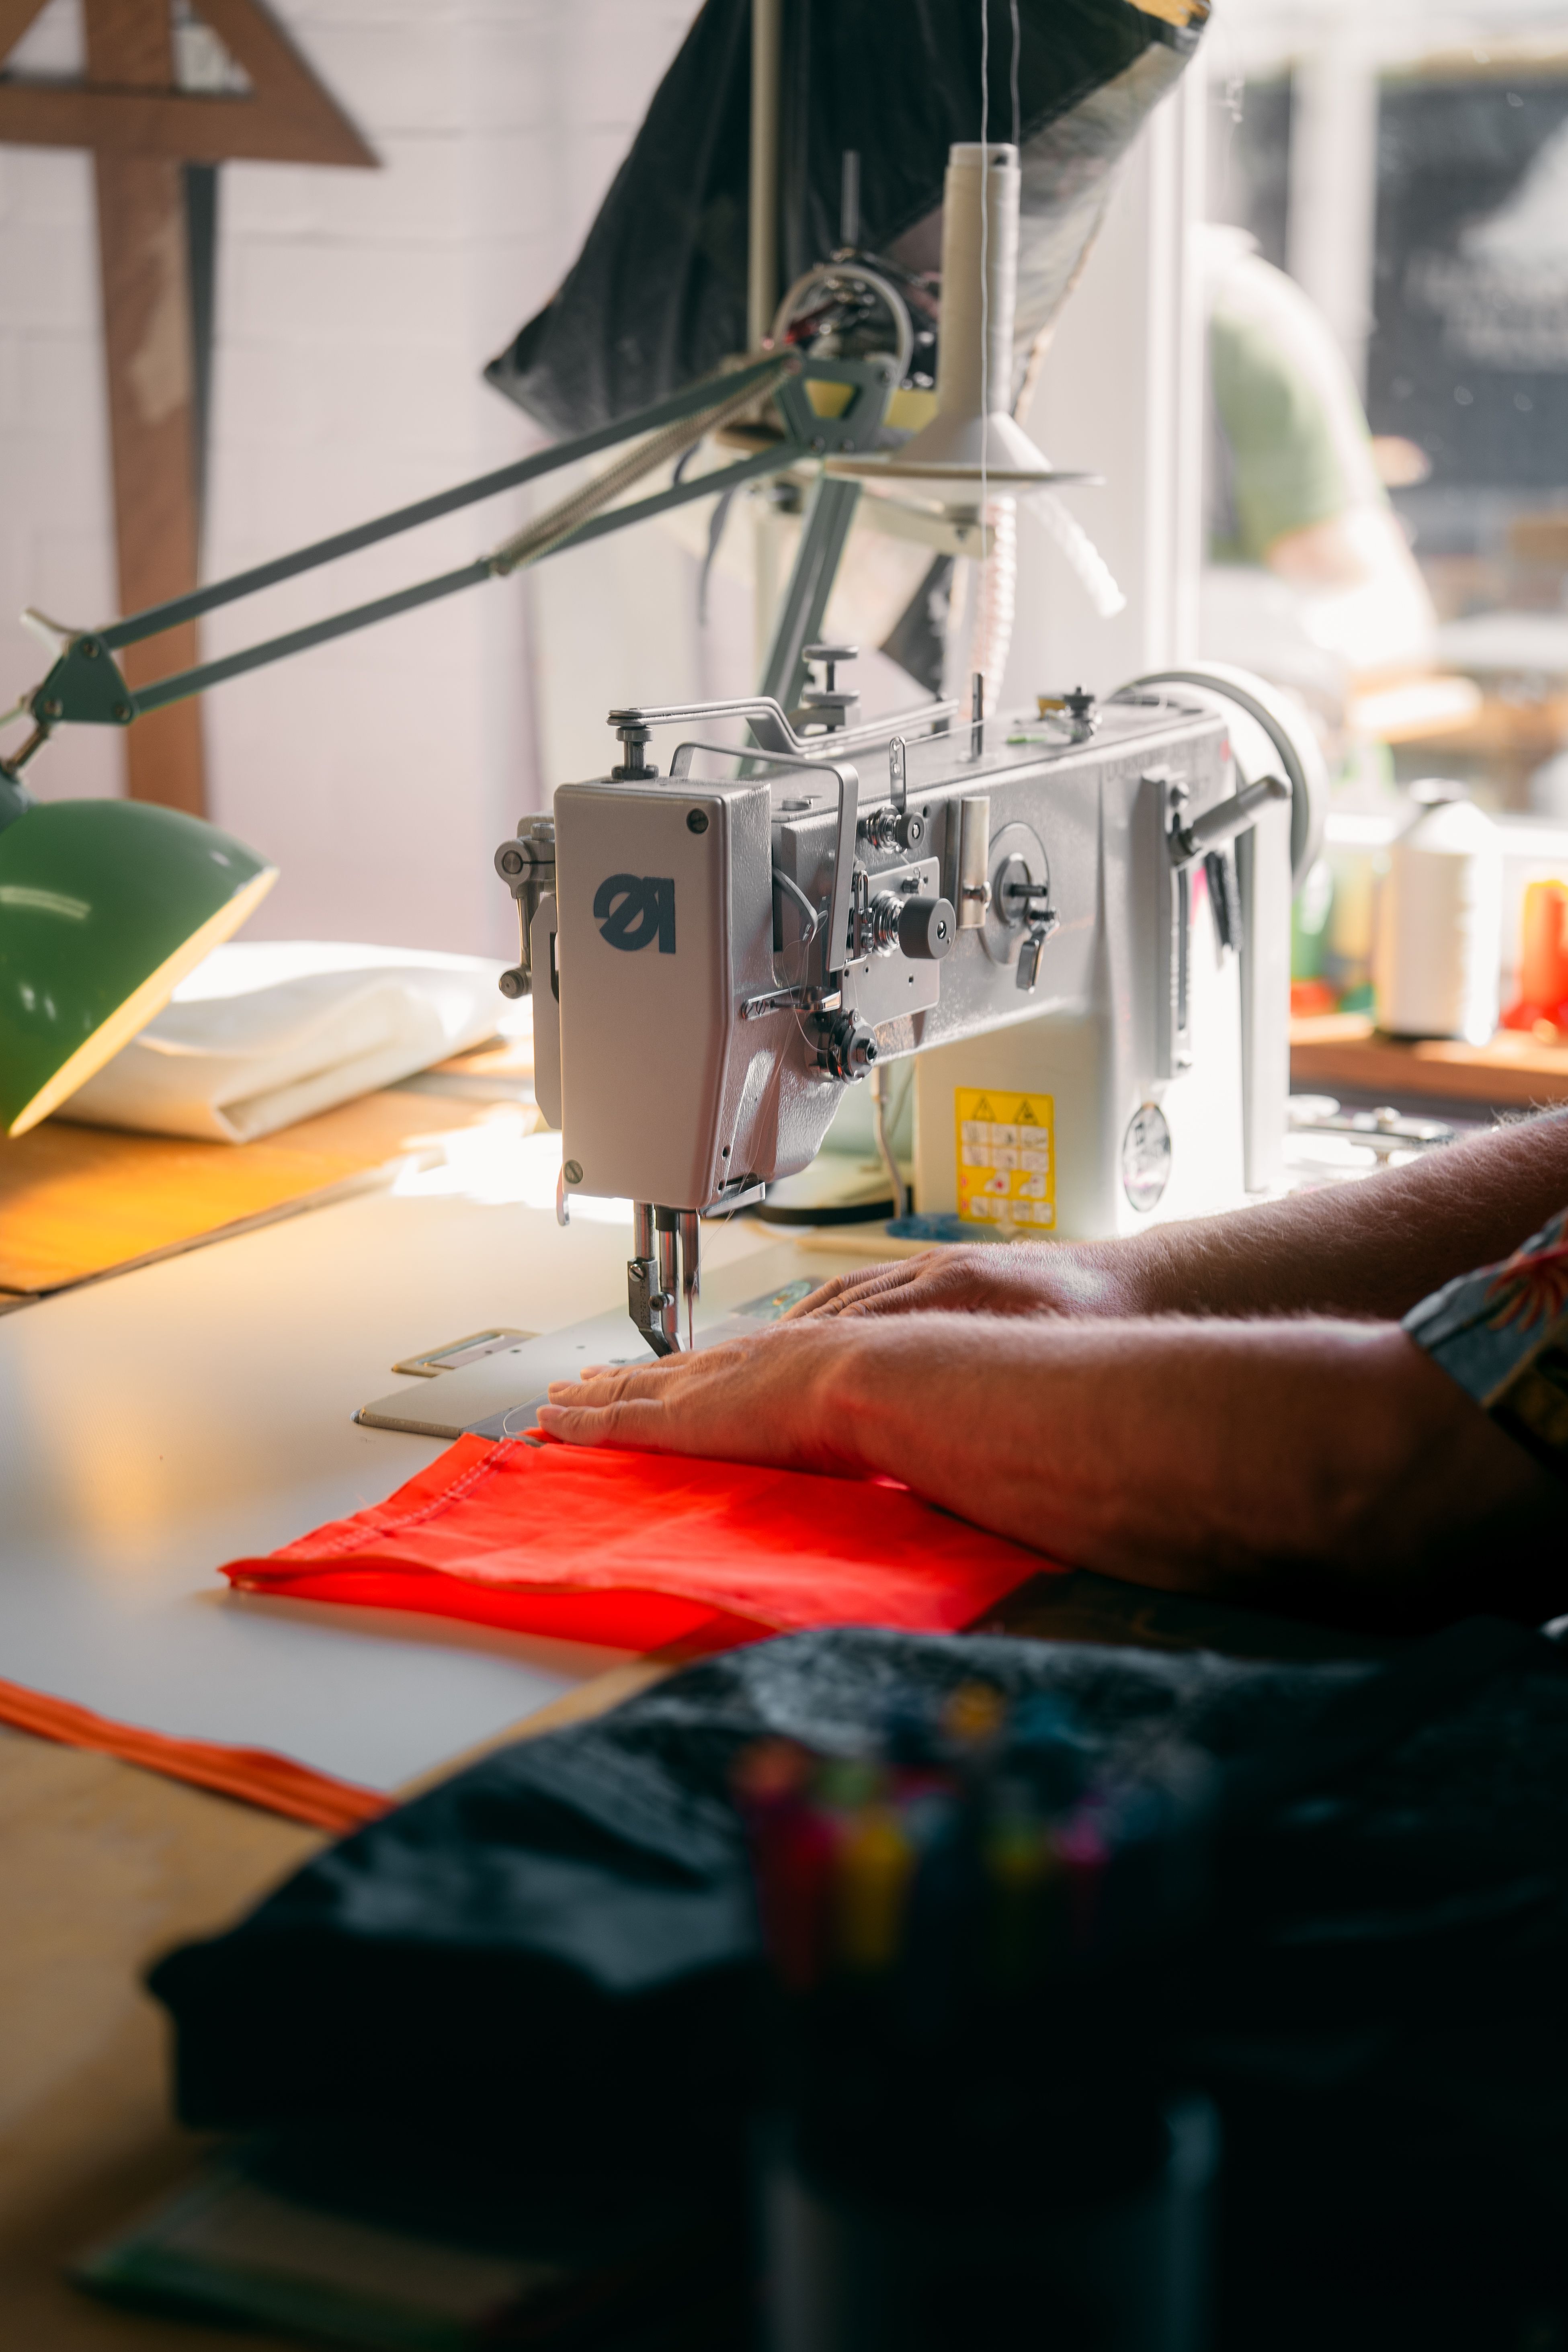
[954,1088,1056,1231]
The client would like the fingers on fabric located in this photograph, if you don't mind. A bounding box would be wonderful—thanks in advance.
[535,1398,671,1448]
[549,1364,658,1406]
[549,1365,670,1406]
[548,1340,756,1408]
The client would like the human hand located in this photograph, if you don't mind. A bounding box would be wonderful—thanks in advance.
[781,1240,1131,1324]
[535,1320,865,1471]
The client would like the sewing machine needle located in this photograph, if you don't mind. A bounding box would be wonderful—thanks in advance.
[678,1209,700,1356]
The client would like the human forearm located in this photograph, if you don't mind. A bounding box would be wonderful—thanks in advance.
[539,1310,1568,1627]
[1121,1110,1568,1322]
[793,1110,1568,1332]
[812,1313,1563,1620]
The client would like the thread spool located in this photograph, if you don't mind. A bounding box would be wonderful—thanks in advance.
[1373,788,1501,1045]
[1503,879,1568,1036]
[827,145,1068,488]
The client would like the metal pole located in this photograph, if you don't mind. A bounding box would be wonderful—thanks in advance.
[748,0,783,352]
[757,475,861,711]
[99,356,787,654]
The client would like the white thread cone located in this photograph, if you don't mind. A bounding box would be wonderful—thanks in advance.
[830,145,1076,490]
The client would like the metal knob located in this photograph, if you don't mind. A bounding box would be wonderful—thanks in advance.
[861,806,926,852]
[803,641,857,681]
[870,891,954,961]
[799,642,860,730]
[606,714,658,779]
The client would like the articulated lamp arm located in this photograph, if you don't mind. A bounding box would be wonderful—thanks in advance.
[0,348,898,781]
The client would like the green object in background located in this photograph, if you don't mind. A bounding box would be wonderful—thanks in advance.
[1210,305,1349,561]
[1291,856,1334,983]
[0,786,276,1138]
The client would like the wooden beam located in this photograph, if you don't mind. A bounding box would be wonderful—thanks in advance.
[0,1,49,55]
[87,0,204,815]
[0,0,375,167]
[197,0,375,166]
[0,85,370,164]
[0,0,374,812]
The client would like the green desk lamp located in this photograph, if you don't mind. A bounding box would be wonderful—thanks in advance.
[0,753,276,1139]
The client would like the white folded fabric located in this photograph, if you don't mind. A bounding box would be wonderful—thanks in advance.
[64,940,512,1143]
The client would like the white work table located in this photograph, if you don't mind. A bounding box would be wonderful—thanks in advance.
[0,1134,788,1795]
[0,1129,861,2350]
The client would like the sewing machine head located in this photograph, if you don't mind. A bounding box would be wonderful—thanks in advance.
[496,664,1321,1356]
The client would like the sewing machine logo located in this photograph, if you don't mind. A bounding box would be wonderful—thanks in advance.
[594,874,676,954]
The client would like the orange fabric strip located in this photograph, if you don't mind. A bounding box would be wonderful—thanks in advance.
[0,1674,388,1835]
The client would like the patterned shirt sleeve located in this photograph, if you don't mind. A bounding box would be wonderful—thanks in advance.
[1403,1207,1568,1483]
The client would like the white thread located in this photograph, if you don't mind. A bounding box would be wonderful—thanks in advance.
[1027,490,1127,619]
[1010,0,1021,145]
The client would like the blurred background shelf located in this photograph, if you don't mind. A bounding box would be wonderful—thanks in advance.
[1291,1011,1568,1113]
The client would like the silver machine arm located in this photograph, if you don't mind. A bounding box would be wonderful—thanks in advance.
[496,662,1324,1358]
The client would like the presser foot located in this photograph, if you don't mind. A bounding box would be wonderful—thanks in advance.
[627,1256,678,1357]
[627,1205,701,1357]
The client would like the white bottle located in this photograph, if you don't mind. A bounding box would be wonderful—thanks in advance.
[1373,786,1501,1044]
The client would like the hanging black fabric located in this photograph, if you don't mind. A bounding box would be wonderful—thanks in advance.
[484,0,1205,438]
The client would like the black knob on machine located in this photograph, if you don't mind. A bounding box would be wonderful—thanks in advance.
[896,894,955,961]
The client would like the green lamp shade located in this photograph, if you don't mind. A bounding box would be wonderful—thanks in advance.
[0,799,277,1137]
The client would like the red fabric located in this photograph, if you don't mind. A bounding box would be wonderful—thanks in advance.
[220,1436,1049,1647]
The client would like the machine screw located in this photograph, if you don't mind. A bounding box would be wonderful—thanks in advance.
[81,639,100,659]
[498,846,525,875]
[687,808,709,834]
[563,1160,584,1184]
[112,701,132,721]
[499,968,526,999]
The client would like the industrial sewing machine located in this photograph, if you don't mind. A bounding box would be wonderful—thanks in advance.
[495,658,1320,1357]
[2,90,1325,1403]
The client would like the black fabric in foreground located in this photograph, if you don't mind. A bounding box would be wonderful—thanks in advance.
[153,1622,1568,2151]
[150,1622,1568,2347]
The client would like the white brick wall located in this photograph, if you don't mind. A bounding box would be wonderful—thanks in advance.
[0,0,698,953]
[0,132,119,807]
